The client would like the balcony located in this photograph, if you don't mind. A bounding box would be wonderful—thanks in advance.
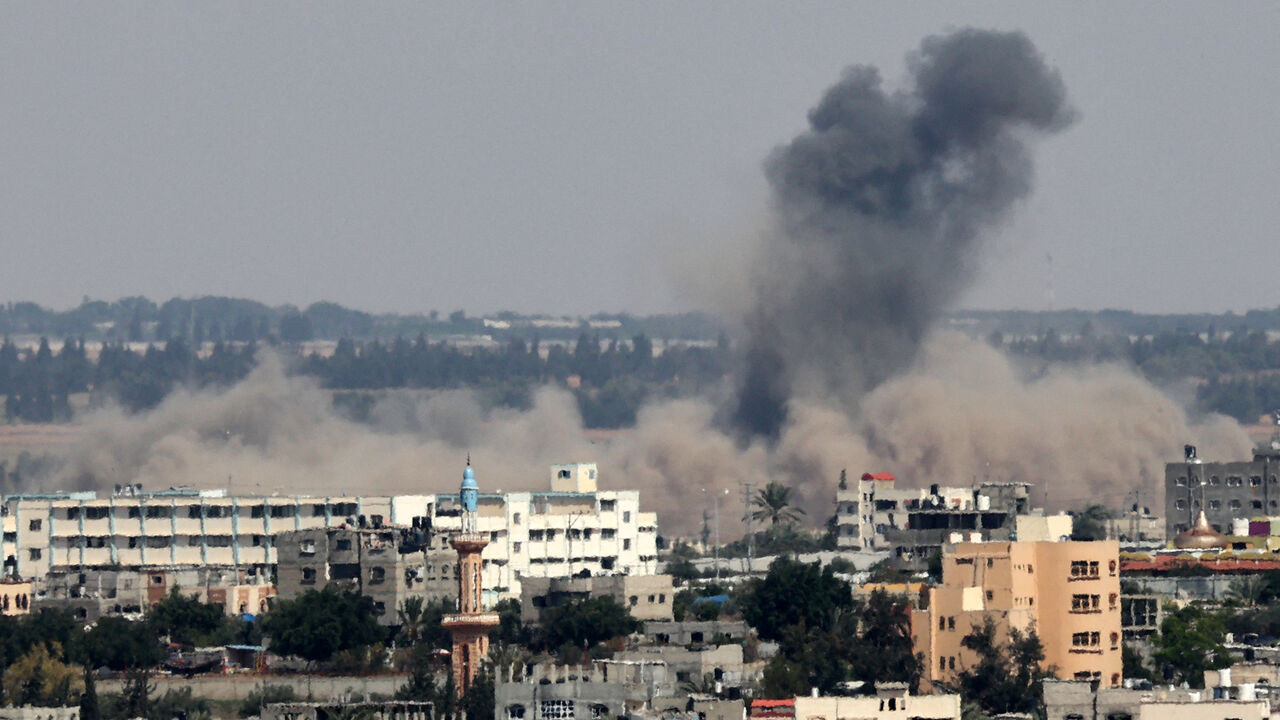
[441,612,500,627]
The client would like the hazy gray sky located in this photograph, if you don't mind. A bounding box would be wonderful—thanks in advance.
[1,3,1277,317]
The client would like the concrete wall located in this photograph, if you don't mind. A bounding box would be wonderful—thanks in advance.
[1122,575,1238,601]
[98,674,410,702]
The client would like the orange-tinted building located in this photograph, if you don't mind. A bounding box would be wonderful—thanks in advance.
[441,461,499,696]
[913,540,1122,690]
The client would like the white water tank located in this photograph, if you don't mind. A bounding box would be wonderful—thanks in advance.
[1220,668,1232,688]
[1240,682,1256,701]
[977,495,991,511]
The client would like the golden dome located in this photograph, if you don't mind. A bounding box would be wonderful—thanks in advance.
[1173,510,1231,550]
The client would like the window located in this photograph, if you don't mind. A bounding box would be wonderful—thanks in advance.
[250,505,264,519]
[985,590,993,601]
[546,529,557,540]
[629,595,638,606]
[529,530,544,541]
[145,506,169,519]
[622,511,631,523]
[312,504,327,517]
[128,507,140,519]
[1110,632,1119,649]
[1109,560,1117,576]
[507,705,526,720]
[540,701,574,720]
[1071,594,1100,612]
[187,507,202,519]
[623,539,631,550]
[28,548,41,560]
[1175,476,1187,486]
[1109,593,1118,609]
[1227,476,1243,487]
[1175,499,1186,510]
[301,568,317,584]
[300,539,317,556]
[1070,560,1099,579]
[370,567,386,584]
[513,513,521,525]
[601,529,616,540]
[1254,500,1264,510]
[373,601,386,616]
[947,616,955,630]
[1229,499,1242,510]
[336,539,352,551]
[1209,500,1221,510]
[513,542,522,553]
[588,704,606,720]
[1210,476,1220,485]
[28,519,42,531]
[600,500,616,512]
[938,616,945,631]
[1251,476,1263,486]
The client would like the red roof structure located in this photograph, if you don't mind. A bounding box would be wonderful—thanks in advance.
[861,472,896,482]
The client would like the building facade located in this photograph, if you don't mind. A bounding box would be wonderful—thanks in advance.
[834,473,1032,563]
[2,462,658,603]
[1165,448,1280,538]
[912,540,1123,691]
[275,524,430,625]
[1,577,31,616]
[520,574,674,624]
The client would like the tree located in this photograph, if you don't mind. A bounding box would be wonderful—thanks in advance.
[848,590,922,691]
[397,597,428,646]
[1152,604,1232,687]
[1227,575,1267,608]
[79,666,100,720]
[739,557,854,641]
[148,587,232,646]
[462,665,494,720]
[260,587,386,665]
[1,643,82,707]
[952,617,1049,717]
[750,481,805,527]
[538,596,639,653]
[79,616,165,672]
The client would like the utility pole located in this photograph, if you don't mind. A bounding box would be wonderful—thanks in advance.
[741,482,755,574]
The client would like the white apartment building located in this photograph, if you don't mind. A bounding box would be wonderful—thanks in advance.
[422,463,660,605]
[1,462,658,604]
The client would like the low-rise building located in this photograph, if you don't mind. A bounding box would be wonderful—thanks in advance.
[792,684,961,720]
[1044,678,1270,720]
[612,644,749,694]
[1165,446,1280,539]
[35,565,273,622]
[1,577,31,615]
[643,620,749,646]
[913,540,1122,691]
[520,574,674,624]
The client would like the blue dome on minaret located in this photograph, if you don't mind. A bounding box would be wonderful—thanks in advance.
[460,456,479,514]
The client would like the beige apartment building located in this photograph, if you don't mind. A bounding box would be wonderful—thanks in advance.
[913,540,1122,691]
[2,463,658,604]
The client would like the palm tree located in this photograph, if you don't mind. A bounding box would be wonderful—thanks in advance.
[398,596,426,645]
[751,481,805,527]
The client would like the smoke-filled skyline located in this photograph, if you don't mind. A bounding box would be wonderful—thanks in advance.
[2,26,1262,538]
[735,29,1075,439]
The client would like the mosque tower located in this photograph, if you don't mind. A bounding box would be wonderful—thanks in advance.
[441,457,500,696]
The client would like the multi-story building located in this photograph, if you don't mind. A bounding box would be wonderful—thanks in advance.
[424,463,660,604]
[834,473,1032,564]
[1,485,422,579]
[275,524,431,625]
[912,540,1123,691]
[1165,447,1280,538]
[520,574,674,624]
[3,462,658,605]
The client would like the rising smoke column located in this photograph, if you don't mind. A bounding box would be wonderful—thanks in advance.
[735,29,1075,438]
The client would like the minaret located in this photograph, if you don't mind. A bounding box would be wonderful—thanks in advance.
[442,457,500,696]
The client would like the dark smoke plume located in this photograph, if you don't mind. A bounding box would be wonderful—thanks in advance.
[735,29,1075,438]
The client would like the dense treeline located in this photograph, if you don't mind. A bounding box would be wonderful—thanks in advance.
[10,306,1280,426]
[1001,326,1280,422]
[0,332,730,429]
[0,296,726,344]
